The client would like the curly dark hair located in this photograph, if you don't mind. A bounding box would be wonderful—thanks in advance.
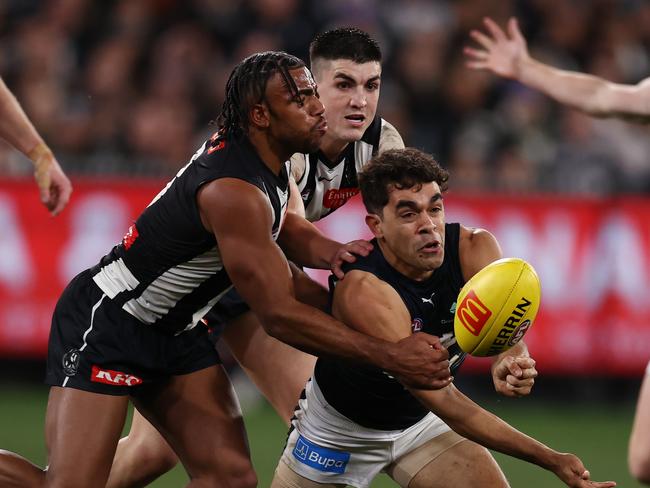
[359,148,449,215]
[309,27,382,65]
[215,51,305,139]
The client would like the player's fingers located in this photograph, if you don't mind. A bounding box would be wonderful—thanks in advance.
[463,47,488,60]
[354,240,374,252]
[465,60,488,71]
[507,375,534,389]
[469,29,494,50]
[509,17,526,44]
[51,183,72,216]
[514,356,536,369]
[505,357,523,377]
[483,17,507,42]
[346,243,371,257]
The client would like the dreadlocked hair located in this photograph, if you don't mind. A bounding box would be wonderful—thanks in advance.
[215,51,306,139]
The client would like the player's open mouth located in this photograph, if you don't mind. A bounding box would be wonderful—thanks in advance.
[315,120,328,134]
[344,114,366,127]
[420,241,440,253]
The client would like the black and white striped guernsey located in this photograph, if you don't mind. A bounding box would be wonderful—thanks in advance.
[314,223,466,431]
[90,133,290,334]
[295,116,385,222]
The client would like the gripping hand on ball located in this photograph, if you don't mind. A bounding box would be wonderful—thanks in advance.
[492,343,537,397]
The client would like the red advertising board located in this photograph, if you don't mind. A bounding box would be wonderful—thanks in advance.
[0,180,649,375]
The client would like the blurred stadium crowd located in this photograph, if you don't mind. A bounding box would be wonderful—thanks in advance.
[1,0,649,193]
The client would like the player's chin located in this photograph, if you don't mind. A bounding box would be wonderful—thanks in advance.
[419,254,443,270]
[341,126,366,141]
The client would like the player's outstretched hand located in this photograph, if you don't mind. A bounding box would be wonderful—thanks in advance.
[30,143,72,216]
[551,452,616,487]
[492,355,537,397]
[331,239,373,279]
[387,333,452,390]
[464,17,529,80]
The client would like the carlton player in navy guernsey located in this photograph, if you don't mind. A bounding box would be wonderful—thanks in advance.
[0,53,458,488]
[273,149,615,488]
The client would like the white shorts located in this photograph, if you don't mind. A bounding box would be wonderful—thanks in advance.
[279,378,455,488]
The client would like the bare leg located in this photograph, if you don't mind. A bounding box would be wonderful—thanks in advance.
[107,409,179,488]
[0,450,45,488]
[222,263,321,424]
[132,365,257,488]
[629,368,650,484]
[222,311,316,425]
[405,439,509,488]
[106,264,324,486]
[270,459,344,487]
[44,386,129,487]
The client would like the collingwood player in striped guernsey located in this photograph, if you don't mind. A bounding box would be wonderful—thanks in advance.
[0,52,454,488]
[273,148,615,488]
[79,28,536,488]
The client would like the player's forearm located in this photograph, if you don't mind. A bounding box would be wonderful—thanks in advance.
[516,57,617,116]
[278,213,340,269]
[0,78,43,155]
[413,386,559,470]
[258,300,393,369]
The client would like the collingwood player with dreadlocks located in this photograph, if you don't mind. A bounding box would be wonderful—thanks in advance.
[0,51,453,488]
[35,28,537,488]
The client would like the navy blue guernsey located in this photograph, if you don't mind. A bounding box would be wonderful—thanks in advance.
[90,133,290,334]
[314,223,466,430]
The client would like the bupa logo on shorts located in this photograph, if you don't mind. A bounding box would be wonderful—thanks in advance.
[292,434,350,474]
[62,348,81,376]
[91,366,143,386]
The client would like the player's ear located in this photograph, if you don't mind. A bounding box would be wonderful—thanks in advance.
[250,103,270,129]
[365,213,383,238]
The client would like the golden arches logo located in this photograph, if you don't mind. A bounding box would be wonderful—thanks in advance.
[457,290,492,336]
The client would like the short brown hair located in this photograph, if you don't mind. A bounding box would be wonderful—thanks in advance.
[359,148,449,215]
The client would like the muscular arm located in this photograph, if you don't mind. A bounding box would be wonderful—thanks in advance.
[0,77,72,214]
[333,270,613,487]
[465,17,650,122]
[197,178,451,388]
[277,211,343,268]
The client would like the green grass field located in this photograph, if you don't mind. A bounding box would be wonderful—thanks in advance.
[0,383,642,487]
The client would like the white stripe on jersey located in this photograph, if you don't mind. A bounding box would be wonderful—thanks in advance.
[182,288,231,333]
[120,246,222,324]
[92,258,140,299]
[301,139,374,222]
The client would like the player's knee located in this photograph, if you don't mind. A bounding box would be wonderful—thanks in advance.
[123,433,179,476]
[138,440,179,475]
[629,452,650,484]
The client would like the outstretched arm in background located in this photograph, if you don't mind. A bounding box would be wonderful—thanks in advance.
[0,77,72,215]
[464,17,650,122]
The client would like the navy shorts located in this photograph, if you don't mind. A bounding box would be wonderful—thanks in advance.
[45,270,221,396]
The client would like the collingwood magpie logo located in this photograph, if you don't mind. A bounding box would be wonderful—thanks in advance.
[62,348,81,376]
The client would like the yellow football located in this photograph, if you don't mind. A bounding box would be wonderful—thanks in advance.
[454,258,541,357]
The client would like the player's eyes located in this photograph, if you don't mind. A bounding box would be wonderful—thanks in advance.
[367,83,379,90]
[336,82,350,89]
